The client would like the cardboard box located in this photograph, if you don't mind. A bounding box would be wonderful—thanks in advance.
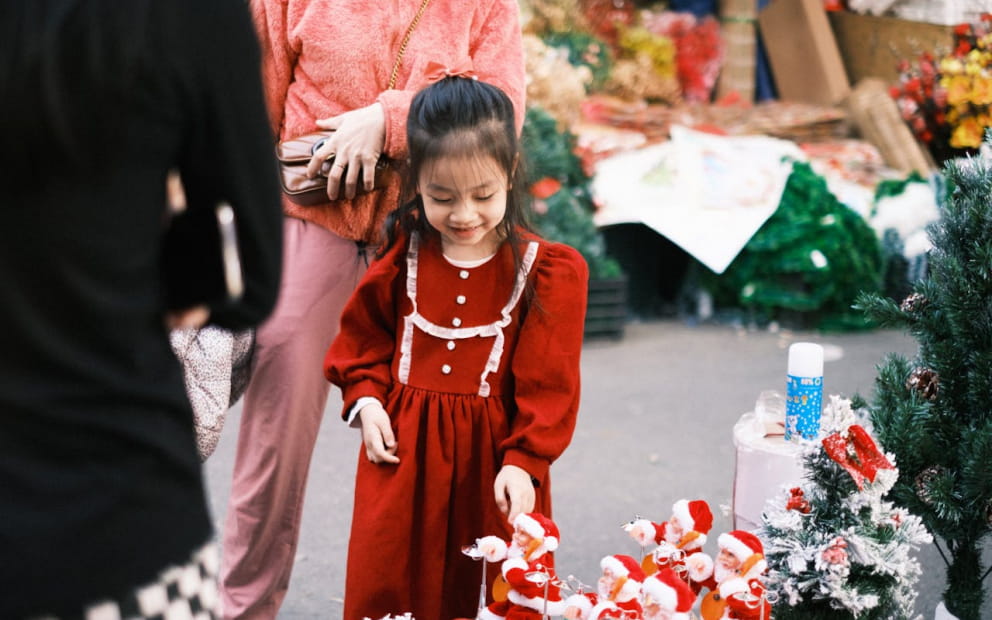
[758,0,850,105]
[828,11,956,85]
[845,77,936,174]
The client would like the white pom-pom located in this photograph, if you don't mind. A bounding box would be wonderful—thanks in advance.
[686,553,714,582]
[476,535,508,563]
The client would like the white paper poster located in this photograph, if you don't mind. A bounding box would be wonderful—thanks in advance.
[592,125,805,274]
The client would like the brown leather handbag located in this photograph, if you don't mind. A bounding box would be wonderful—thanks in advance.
[275,0,431,206]
[275,132,394,206]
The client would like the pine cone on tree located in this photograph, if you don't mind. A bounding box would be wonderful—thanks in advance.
[899,292,928,314]
[914,465,944,506]
[906,367,940,400]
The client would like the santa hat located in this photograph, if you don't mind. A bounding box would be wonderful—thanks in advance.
[672,499,713,535]
[514,512,559,553]
[600,554,645,600]
[718,530,767,579]
[642,568,695,620]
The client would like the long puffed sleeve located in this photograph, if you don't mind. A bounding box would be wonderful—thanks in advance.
[323,241,407,418]
[179,0,283,330]
[502,243,588,483]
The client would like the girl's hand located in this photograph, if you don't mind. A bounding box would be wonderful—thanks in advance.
[307,103,386,201]
[358,401,399,464]
[494,464,535,521]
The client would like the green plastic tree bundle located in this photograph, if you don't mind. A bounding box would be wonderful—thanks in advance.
[703,160,883,329]
[521,105,621,279]
[856,137,992,619]
[761,397,931,619]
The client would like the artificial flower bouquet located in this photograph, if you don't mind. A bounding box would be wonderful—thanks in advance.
[891,13,992,160]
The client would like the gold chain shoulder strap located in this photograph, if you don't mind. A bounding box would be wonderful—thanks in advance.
[387,0,432,90]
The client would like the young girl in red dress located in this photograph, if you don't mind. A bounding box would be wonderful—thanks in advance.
[324,72,588,620]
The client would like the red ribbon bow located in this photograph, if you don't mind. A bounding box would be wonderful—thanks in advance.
[424,59,478,83]
[821,424,894,489]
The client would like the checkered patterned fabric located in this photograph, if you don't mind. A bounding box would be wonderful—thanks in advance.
[34,541,219,620]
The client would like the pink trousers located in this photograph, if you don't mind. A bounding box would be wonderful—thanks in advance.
[220,218,369,619]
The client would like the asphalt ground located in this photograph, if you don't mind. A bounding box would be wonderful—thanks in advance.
[204,319,992,619]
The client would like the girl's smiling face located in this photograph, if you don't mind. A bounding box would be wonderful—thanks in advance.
[419,154,509,261]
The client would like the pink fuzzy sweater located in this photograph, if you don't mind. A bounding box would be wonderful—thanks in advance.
[251,0,526,243]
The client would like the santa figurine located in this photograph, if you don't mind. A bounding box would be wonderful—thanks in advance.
[640,568,696,620]
[563,554,645,619]
[687,530,770,620]
[476,512,566,620]
[625,499,713,584]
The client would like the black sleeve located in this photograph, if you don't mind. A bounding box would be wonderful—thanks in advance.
[175,0,283,330]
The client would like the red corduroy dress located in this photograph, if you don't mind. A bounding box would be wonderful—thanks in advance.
[325,230,587,620]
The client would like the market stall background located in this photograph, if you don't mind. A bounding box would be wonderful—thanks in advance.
[518,0,990,334]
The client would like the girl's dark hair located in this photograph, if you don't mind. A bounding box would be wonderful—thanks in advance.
[0,0,151,183]
[382,77,531,264]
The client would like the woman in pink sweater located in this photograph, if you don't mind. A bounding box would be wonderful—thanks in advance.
[222,2,525,618]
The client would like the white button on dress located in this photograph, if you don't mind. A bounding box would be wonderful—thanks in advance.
[456,295,466,305]
[441,364,452,375]
[452,317,462,327]
[459,270,469,279]
[447,341,456,351]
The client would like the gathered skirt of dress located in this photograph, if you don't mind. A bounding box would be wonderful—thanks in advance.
[342,385,554,620]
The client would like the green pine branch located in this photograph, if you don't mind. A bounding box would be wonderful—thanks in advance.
[859,137,992,619]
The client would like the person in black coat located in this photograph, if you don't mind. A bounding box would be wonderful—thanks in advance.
[0,1,282,617]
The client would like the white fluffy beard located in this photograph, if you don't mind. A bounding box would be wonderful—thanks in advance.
[643,605,673,620]
[597,577,611,599]
[662,524,681,546]
[714,562,734,584]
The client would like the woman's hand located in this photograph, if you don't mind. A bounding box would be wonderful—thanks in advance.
[494,464,535,521]
[358,401,399,464]
[306,102,387,201]
[165,305,210,330]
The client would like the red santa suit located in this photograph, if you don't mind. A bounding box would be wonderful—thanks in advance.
[477,513,566,620]
[697,532,769,620]
[722,579,771,620]
[325,231,587,620]
[627,499,713,591]
[564,555,644,620]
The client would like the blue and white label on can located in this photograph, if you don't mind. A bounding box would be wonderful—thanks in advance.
[785,374,823,440]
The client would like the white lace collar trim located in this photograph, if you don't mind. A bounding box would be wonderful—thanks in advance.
[443,253,497,269]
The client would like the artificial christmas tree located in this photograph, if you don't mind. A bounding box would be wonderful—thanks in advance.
[761,396,932,619]
[856,136,992,619]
